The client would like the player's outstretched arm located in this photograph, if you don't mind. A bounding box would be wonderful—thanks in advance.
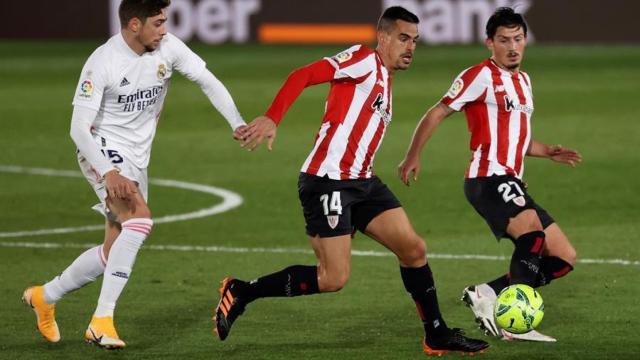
[398,102,455,186]
[193,70,247,137]
[527,140,582,167]
[241,115,277,151]
[240,60,335,152]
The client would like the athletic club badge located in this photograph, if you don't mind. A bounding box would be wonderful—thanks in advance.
[327,215,339,229]
[513,196,526,207]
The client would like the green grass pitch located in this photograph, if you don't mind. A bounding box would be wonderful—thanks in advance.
[0,41,639,359]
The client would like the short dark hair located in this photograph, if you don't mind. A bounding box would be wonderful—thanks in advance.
[485,7,527,38]
[377,6,419,32]
[119,0,171,28]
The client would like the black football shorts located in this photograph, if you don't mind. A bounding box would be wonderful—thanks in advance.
[464,175,555,240]
[298,173,402,238]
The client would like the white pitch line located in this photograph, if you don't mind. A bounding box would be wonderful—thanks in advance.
[2,165,638,268]
[0,165,243,238]
[0,241,638,267]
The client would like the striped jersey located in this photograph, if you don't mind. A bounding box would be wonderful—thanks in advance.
[266,44,392,180]
[441,59,534,179]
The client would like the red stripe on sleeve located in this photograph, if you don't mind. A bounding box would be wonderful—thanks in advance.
[265,59,336,124]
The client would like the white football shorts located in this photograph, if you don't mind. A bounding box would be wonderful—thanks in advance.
[77,138,149,222]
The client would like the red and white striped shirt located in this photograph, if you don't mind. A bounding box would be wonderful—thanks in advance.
[441,59,534,179]
[265,45,392,180]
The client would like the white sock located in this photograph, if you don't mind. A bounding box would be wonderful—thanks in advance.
[94,218,152,318]
[43,245,107,304]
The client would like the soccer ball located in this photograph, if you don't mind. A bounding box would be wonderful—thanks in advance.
[494,284,544,334]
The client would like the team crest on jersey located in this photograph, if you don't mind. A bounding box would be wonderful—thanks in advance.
[77,79,94,100]
[447,78,464,98]
[513,196,526,207]
[334,51,353,64]
[157,63,167,79]
[327,215,339,229]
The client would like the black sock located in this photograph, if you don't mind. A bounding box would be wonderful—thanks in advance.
[400,264,448,338]
[535,256,574,287]
[243,265,319,302]
[509,231,545,286]
[487,274,510,295]
[487,256,574,294]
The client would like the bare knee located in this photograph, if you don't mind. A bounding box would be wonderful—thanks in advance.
[508,210,544,237]
[318,268,349,293]
[398,236,427,267]
[118,204,152,222]
[107,196,152,222]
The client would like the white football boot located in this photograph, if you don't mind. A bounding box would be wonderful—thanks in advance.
[461,284,501,337]
[462,283,558,342]
[501,329,557,342]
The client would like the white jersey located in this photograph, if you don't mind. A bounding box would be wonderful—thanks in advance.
[72,32,207,169]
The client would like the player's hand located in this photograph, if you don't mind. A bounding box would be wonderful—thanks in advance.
[398,156,420,187]
[547,145,582,167]
[241,116,277,151]
[233,125,249,141]
[104,169,137,199]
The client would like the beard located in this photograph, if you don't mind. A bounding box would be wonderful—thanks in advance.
[506,62,520,70]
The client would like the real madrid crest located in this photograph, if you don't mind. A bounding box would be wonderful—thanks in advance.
[157,63,167,80]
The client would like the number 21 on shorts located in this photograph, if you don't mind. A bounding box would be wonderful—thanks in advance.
[497,181,526,207]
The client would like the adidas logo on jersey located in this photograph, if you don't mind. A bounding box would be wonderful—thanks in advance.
[119,77,130,87]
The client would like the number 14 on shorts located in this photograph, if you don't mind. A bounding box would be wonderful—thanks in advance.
[320,192,342,229]
[320,192,342,215]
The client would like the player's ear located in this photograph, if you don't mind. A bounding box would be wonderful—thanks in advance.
[129,17,142,33]
[377,30,388,46]
[485,37,494,51]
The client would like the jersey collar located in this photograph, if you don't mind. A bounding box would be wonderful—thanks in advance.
[488,58,521,77]
[116,32,144,59]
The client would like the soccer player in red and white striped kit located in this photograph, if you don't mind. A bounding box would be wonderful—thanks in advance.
[399,7,582,342]
[213,6,488,356]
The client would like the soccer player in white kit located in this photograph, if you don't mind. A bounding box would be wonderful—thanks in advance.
[22,0,246,349]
